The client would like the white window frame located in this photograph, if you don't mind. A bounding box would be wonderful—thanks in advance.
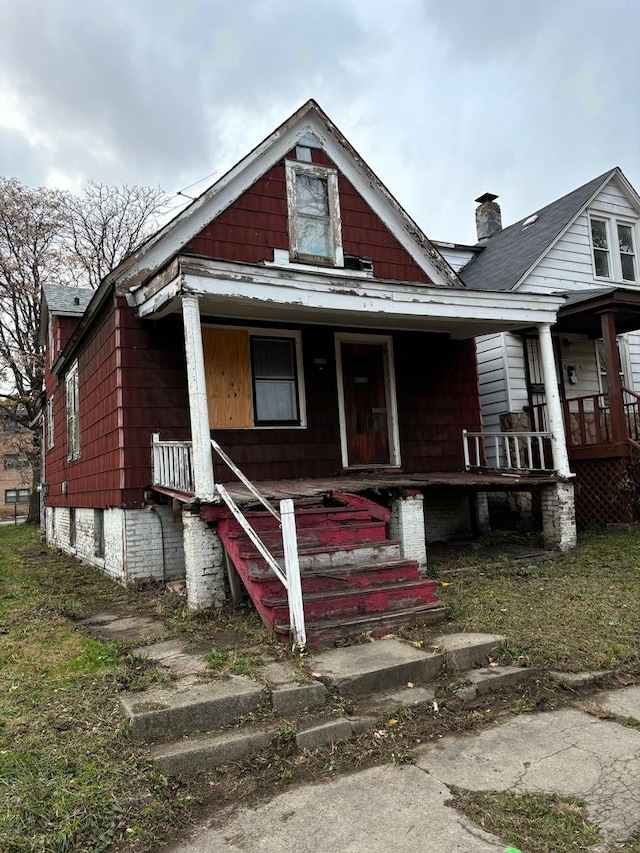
[46,396,54,450]
[589,215,638,283]
[202,324,307,430]
[285,159,344,267]
[334,332,401,469]
[65,361,80,461]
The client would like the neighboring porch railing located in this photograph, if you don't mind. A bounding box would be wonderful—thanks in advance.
[530,388,640,449]
[462,429,553,472]
[150,434,305,648]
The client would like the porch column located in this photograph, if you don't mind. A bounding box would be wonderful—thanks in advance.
[537,323,571,478]
[600,310,626,444]
[182,294,215,501]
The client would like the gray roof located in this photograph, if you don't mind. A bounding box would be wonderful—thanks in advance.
[42,284,93,315]
[559,286,618,307]
[460,169,617,292]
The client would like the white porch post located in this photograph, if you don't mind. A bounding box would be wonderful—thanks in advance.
[537,323,571,478]
[182,294,215,501]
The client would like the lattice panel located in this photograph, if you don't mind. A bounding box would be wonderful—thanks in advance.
[572,458,636,527]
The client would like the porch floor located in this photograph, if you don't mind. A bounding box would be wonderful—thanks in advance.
[205,469,559,506]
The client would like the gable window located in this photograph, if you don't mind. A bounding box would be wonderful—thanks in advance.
[285,160,343,266]
[202,326,306,429]
[65,361,80,461]
[590,217,637,282]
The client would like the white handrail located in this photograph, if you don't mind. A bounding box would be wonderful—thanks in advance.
[211,438,279,520]
[462,429,553,472]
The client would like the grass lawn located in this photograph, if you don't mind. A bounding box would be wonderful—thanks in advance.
[433,530,640,672]
[1,523,640,851]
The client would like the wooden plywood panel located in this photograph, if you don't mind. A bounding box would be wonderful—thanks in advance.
[202,328,254,428]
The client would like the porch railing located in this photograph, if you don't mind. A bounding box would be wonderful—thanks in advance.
[530,388,640,448]
[462,429,553,472]
[150,434,305,649]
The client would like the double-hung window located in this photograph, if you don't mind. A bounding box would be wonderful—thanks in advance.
[590,217,637,282]
[285,160,343,266]
[66,361,80,461]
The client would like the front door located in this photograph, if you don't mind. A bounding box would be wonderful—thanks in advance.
[339,340,394,466]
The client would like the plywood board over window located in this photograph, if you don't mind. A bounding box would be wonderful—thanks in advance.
[202,328,254,428]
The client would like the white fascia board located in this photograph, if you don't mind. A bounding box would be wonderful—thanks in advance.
[133,259,563,331]
[112,106,459,294]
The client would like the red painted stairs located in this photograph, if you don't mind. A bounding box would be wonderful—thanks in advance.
[211,492,445,649]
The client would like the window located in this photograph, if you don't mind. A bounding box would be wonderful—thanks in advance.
[94,509,104,558]
[251,337,299,424]
[3,454,28,469]
[66,361,80,460]
[5,488,30,504]
[285,160,343,266]
[69,508,76,549]
[46,396,54,450]
[202,326,305,428]
[590,217,637,282]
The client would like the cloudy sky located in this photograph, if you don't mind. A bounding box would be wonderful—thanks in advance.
[0,0,637,244]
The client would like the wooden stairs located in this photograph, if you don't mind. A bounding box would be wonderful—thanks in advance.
[211,493,445,649]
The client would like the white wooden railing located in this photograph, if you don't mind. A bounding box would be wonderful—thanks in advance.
[462,429,554,472]
[150,434,305,648]
[151,434,195,493]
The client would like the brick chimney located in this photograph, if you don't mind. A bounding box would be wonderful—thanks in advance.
[475,193,502,243]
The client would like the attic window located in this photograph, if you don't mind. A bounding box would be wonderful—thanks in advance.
[590,216,637,282]
[285,160,344,266]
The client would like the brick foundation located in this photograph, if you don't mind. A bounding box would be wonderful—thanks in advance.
[541,481,577,552]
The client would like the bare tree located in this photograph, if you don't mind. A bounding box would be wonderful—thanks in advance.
[0,177,169,523]
[64,181,169,289]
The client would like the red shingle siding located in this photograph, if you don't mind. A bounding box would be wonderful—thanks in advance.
[183,149,432,284]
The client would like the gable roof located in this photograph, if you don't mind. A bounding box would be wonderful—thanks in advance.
[460,168,619,292]
[107,99,461,294]
[42,284,93,316]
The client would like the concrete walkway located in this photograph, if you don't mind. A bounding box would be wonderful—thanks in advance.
[167,686,640,852]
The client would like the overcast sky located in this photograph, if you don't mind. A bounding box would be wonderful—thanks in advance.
[0,0,638,244]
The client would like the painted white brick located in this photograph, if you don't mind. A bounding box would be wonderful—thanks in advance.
[182,509,225,609]
[389,494,427,572]
[541,481,577,552]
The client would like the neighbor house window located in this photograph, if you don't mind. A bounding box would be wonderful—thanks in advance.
[5,488,30,504]
[66,361,80,461]
[590,217,637,282]
[285,160,343,265]
[3,454,28,469]
[201,326,306,429]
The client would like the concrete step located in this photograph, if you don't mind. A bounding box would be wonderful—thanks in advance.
[151,725,278,776]
[120,675,265,742]
[310,639,444,699]
[433,633,507,672]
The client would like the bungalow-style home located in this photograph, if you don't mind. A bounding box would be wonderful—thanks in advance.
[438,169,640,527]
[41,100,570,647]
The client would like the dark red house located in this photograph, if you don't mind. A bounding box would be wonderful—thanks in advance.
[42,101,570,647]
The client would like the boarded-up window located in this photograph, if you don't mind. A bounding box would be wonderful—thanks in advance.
[202,327,304,428]
[202,328,254,428]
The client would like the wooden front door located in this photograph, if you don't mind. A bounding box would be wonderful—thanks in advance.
[340,341,392,466]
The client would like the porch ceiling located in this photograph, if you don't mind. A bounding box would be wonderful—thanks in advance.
[128,256,564,339]
[554,287,640,337]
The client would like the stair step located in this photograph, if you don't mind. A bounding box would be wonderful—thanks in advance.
[244,540,403,576]
[120,676,264,742]
[220,507,373,533]
[248,559,421,593]
[309,638,444,698]
[232,520,388,554]
[263,579,440,622]
[151,725,278,776]
[275,603,446,650]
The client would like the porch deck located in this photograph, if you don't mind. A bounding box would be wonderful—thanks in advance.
[154,469,560,507]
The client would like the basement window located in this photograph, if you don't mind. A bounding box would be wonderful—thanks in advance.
[285,160,343,266]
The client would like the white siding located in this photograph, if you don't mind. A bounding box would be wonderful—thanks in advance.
[557,335,600,398]
[434,245,478,272]
[625,331,640,392]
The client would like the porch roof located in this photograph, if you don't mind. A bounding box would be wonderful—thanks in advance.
[128,255,565,340]
[554,286,640,337]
